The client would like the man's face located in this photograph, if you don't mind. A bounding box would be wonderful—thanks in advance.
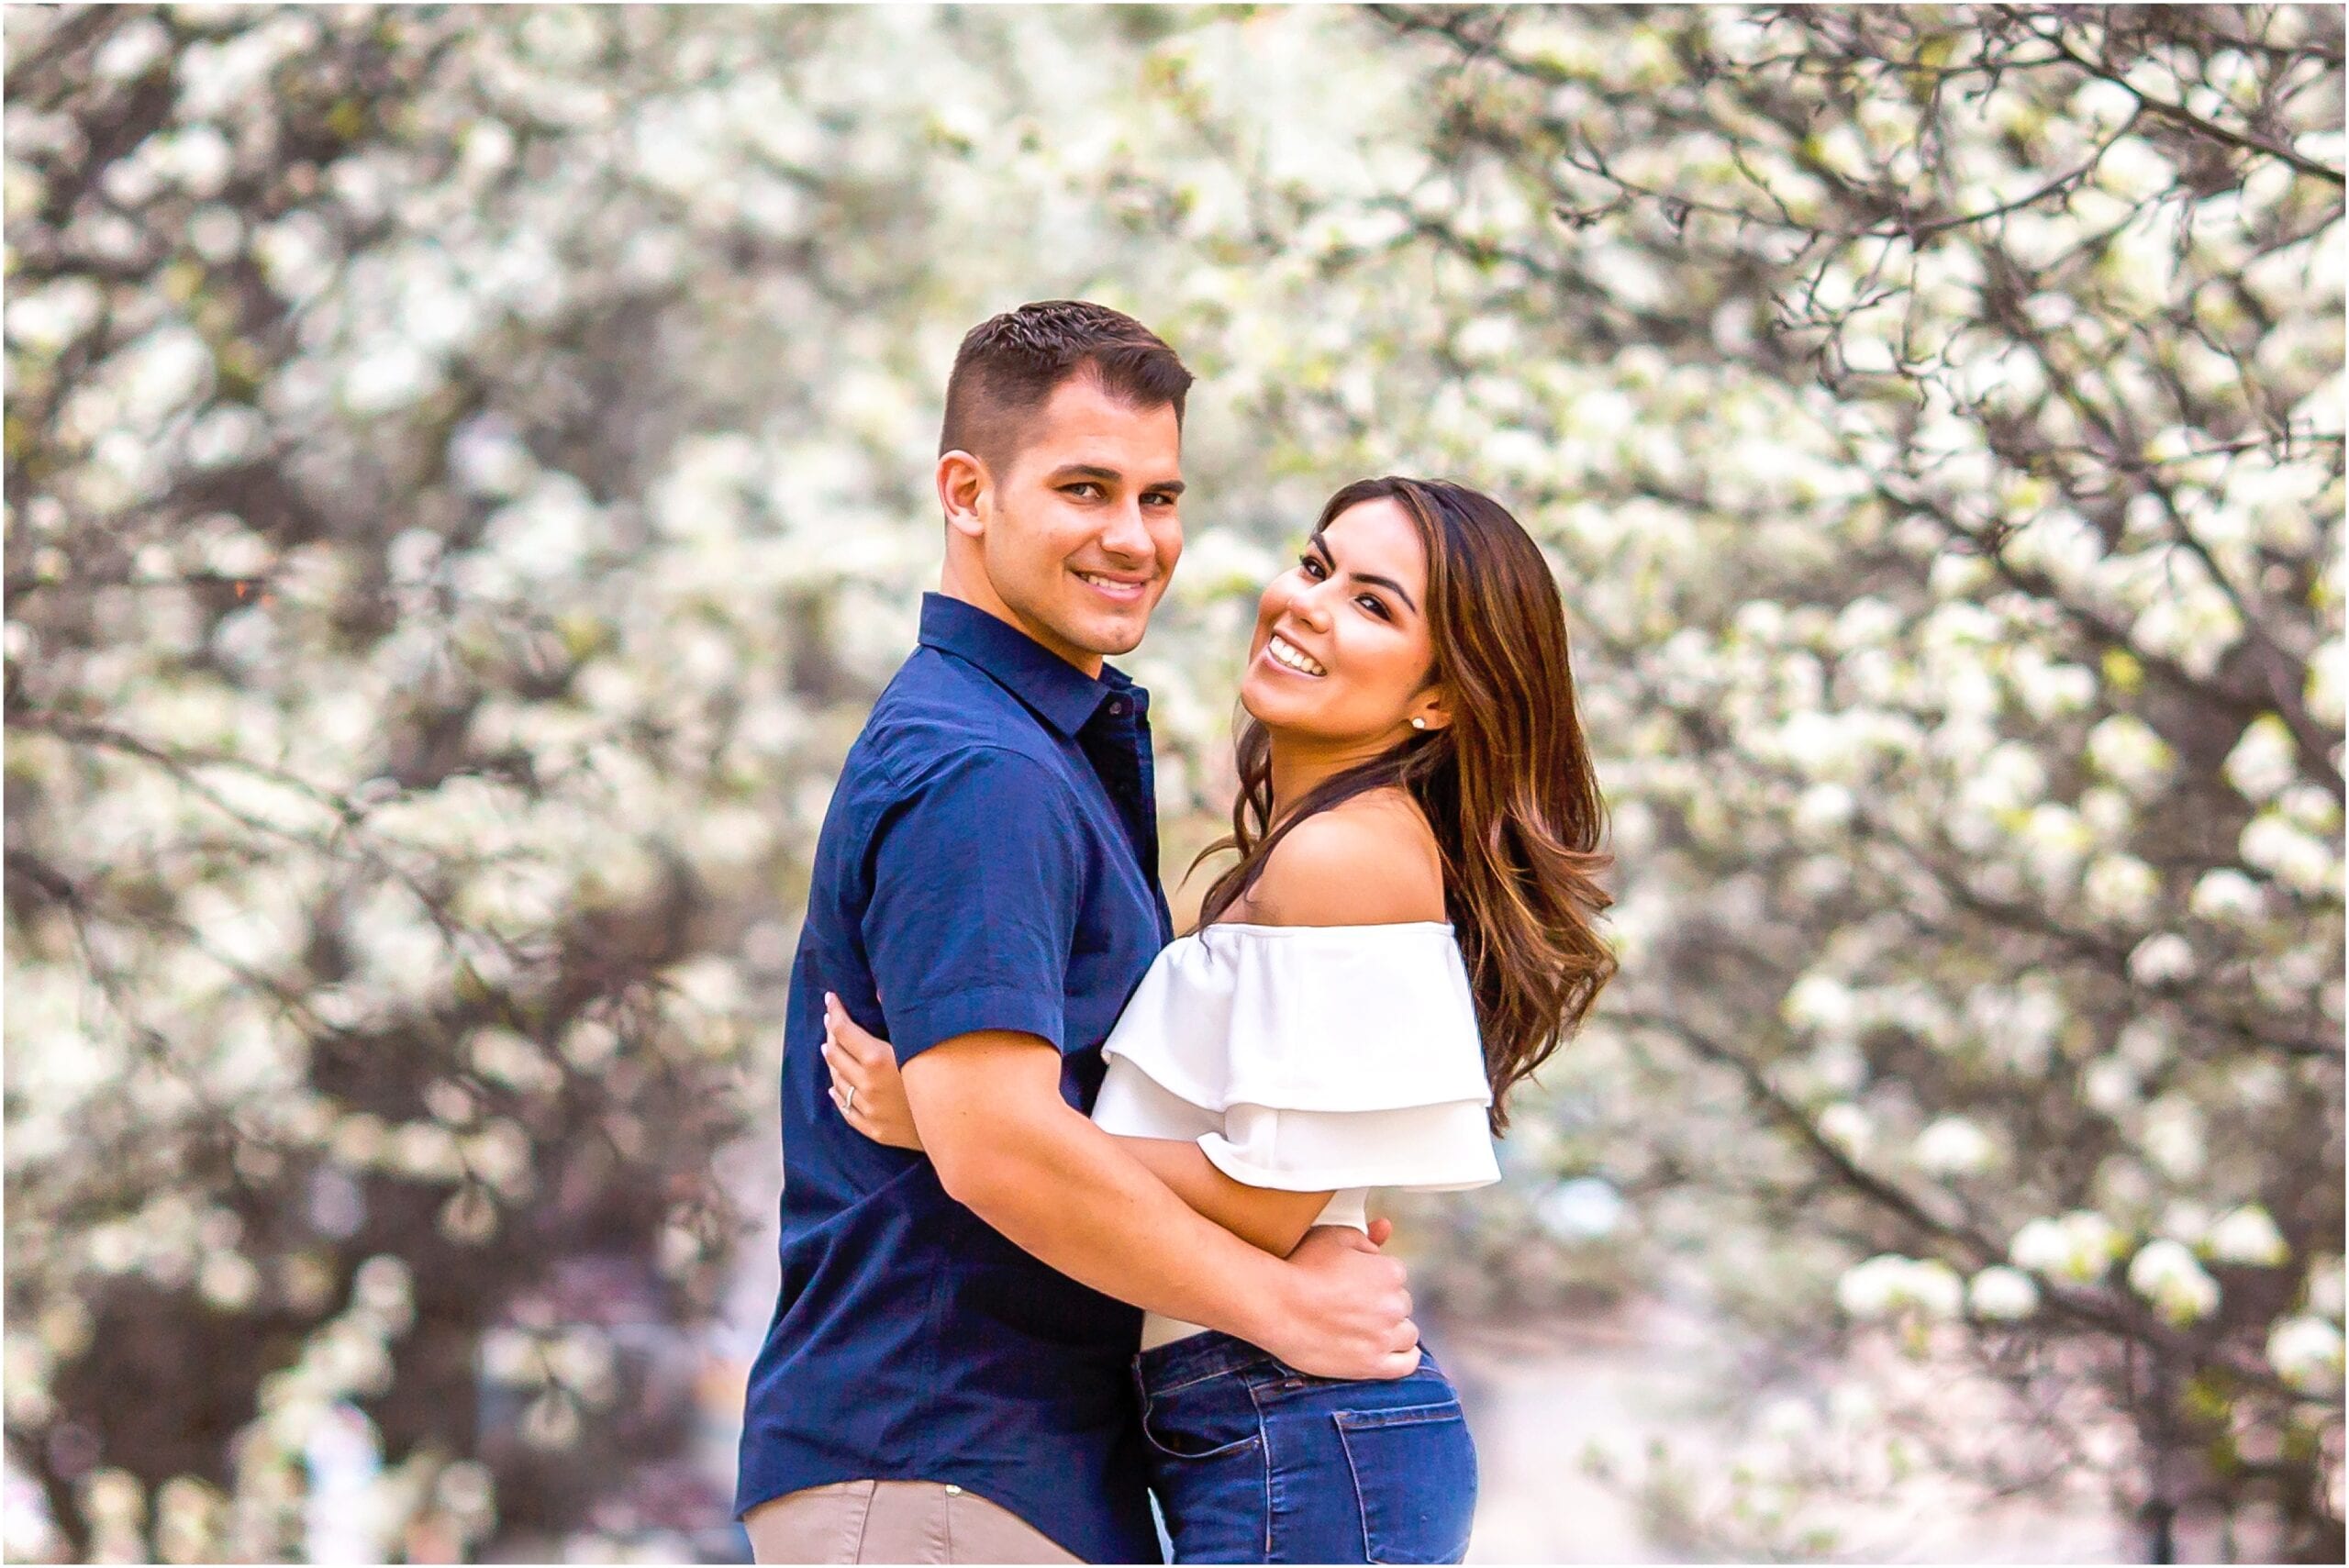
[952,374,1185,674]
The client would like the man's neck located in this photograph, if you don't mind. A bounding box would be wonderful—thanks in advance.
[937,570,1105,679]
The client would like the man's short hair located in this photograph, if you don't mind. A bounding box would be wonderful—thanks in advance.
[939,300,1194,472]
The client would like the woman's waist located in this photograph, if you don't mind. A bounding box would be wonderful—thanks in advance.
[1133,1323,1453,1401]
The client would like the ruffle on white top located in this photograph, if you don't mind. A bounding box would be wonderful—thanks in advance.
[1095,921,1500,1195]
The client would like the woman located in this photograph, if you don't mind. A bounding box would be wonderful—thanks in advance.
[821,476,1617,1564]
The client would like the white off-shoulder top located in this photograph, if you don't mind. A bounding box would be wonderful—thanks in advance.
[1090,920,1502,1349]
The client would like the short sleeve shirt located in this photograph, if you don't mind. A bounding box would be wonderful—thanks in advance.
[734,593,1173,1564]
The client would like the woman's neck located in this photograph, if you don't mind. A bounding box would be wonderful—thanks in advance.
[1265,729,1400,825]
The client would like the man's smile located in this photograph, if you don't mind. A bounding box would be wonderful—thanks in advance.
[1074,569,1150,604]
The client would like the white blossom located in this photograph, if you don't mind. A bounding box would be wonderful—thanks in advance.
[2086,713,2176,795]
[1913,1115,1997,1176]
[2241,811,2339,896]
[1783,973,1861,1041]
[2266,1316,2345,1395]
[1965,980,2065,1073]
[2126,931,2196,986]
[1965,1265,2040,1321]
[2310,1257,2346,1319]
[2141,1095,2208,1181]
[2207,1205,2290,1267]
[2127,1238,2221,1324]
[2082,1058,2138,1116]
[2222,714,2300,802]
[2019,802,2091,892]
[2188,867,2266,922]
[2081,853,2160,923]
[1838,1253,1964,1320]
[2306,637,2344,728]
[1816,1101,1873,1158]
[2010,1211,2122,1283]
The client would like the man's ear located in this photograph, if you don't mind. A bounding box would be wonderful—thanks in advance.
[936,450,989,539]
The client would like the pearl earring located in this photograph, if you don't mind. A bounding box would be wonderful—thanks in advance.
[1410,717,1428,730]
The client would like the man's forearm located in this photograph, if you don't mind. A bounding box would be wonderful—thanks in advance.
[1113,1137,1330,1259]
[946,1108,1296,1340]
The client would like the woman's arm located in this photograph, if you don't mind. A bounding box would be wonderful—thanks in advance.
[822,994,1334,1256]
[1112,1137,1333,1258]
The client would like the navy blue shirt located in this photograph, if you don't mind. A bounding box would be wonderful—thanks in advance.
[735,593,1174,1563]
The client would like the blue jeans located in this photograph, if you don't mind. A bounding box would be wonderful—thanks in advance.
[1131,1329,1477,1563]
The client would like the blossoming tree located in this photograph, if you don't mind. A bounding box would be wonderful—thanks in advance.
[1312,6,2342,1556]
[5,4,2339,1562]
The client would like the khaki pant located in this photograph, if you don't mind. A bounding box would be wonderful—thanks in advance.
[744,1478,1085,1564]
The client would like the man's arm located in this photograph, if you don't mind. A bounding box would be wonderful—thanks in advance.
[822,992,1332,1257]
[902,1030,1416,1381]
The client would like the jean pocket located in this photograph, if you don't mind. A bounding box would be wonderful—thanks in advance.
[1333,1401,1478,1563]
[1139,1376,1265,1462]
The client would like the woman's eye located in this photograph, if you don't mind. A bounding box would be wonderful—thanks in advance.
[1298,554,1326,578]
[1356,595,1389,619]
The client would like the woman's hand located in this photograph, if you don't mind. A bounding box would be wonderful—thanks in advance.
[822,992,924,1151]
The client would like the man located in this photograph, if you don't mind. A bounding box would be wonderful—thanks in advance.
[734,302,1419,1565]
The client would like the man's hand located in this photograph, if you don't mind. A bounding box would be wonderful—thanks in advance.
[1256,1221,1419,1381]
[895,1031,1422,1378]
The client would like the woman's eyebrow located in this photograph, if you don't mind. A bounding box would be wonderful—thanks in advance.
[1308,529,1419,614]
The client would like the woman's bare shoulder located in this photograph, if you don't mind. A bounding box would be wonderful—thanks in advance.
[1231,788,1446,928]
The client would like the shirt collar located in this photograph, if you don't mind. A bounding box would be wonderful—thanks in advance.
[917,592,1138,738]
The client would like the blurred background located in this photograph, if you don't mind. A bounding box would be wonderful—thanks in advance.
[4,5,2342,1562]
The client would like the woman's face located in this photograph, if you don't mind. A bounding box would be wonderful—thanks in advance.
[1240,496,1443,743]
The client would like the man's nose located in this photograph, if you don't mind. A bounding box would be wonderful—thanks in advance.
[1097,502,1153,562]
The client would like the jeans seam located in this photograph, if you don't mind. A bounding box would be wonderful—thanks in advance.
[1150,1364,1243,1396]
[1248,1382,1277,1559]
[1333,1424,1381,1564]
[1144,1425,1263,1462]
[1332,1399,1464,1432]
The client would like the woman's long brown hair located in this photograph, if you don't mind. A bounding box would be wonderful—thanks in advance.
[1194,477,1618,1133]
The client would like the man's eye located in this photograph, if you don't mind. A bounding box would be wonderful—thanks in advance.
[1067,483,1103,499]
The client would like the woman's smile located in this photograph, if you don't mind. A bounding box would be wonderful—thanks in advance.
[1264,631,1328,678]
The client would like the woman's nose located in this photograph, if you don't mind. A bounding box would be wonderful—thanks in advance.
[1292,580,1337,628]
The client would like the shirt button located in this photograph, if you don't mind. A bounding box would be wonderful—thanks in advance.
[1107,698,1126,717]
